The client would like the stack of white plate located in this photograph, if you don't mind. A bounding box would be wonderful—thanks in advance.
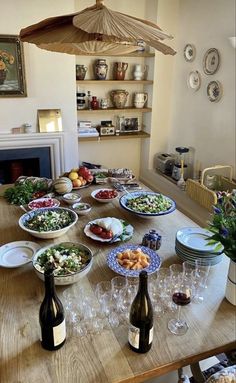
[175,227,224,266]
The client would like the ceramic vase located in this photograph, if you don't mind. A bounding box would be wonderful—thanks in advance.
[91,96,99,110]
[133,64,147,80]
[76,65,88,80]
[95,59,108,80]
[110,90,129,109]
[114,62,128,80]
[225,259,236,306]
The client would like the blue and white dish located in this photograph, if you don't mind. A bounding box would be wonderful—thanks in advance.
[107,244,161,277]
[119,191,176,218]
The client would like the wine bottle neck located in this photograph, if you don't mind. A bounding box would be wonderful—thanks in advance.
[138,273,148,294]
[44,273,56,296]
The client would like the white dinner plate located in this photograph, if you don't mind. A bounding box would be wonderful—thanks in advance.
[0,241,41,268]
[176,227,224,253]
[84,217,133,243]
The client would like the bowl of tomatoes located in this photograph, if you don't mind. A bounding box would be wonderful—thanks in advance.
[91,188,118,203]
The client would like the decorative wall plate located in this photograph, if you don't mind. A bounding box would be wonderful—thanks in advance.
[207,80,223,102]
[187,71,201,91]
[203,48,220,75]
[183,44,196,62]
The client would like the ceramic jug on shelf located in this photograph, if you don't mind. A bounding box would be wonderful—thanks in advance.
[110,89,129,109]
[133,64,147,80]
[76,65,88,80]
[114,62,128,80]
[133,92,148,108]
[94,59,108,80]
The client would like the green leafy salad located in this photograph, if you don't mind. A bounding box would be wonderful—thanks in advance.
[25,210,73,232]
[126,194,172,214]
[34,244,90,275]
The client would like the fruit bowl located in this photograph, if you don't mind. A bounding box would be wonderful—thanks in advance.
[62,192,81,205]
[32,242,93,285]
[119,191,176,218]
[19,207,78,239]
[91,188,119,203]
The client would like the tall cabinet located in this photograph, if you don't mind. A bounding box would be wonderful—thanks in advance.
[76,52,155,175]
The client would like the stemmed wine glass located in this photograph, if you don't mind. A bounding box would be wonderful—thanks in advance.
[167,278,193,335]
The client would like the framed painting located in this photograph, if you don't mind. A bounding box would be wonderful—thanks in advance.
[0,34,27,97]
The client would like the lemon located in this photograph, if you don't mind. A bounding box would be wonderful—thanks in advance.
[68,171,78,181]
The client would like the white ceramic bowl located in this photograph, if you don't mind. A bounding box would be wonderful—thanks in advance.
[32,242,93,285]
[62,192,81,205]
[28,197,60,210]
[19,207,78,239]
[72,202,92,216]
[91,188,119,203]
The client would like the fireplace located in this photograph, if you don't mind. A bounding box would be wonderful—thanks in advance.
[0,132,65,184]
[0,147,51,184]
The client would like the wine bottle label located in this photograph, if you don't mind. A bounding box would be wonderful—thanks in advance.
[128,324,140,349]
[53,319,66,346]
[128,325,153,349]
[149,326,153,345]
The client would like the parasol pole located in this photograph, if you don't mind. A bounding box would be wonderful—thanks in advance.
[96,0,104,5]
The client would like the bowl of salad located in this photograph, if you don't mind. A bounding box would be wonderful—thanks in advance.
[19,207,78,239]
[119,191,176,218]
[32,242,93,285]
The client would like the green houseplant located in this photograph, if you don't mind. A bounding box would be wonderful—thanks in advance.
[207,190,236,261]
[207,190,236,305]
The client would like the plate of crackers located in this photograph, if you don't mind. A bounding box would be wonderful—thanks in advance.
[106,244,161,277]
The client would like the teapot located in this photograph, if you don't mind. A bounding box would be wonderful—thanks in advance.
[133,64,147,80]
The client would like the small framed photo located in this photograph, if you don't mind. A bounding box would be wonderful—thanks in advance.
[0,34,27,97]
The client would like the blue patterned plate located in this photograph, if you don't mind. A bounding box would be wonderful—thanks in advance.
[107,244,161,277]
[119,191,176,218]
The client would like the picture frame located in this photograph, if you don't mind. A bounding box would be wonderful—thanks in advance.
[37,109,63,133]
[117,116,140,133]
[0,34,27,97]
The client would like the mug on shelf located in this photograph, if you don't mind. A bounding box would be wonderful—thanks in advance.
[76,65,88,80]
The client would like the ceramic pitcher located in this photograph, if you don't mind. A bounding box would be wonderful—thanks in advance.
[133,64,147,80]
[134,92,148,108]
[76,65,88,80]
[114,62,128,80]
[110,90,129,109]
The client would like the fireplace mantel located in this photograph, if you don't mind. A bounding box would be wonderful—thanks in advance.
[0,133,65,179]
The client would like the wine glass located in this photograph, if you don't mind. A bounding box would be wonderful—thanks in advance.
[167,278,193,335]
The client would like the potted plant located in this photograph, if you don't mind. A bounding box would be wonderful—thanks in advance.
[207,190,236,305]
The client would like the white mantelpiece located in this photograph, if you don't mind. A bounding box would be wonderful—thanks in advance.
[0,133,65,179]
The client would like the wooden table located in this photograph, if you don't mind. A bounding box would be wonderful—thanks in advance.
[0,184,235,383]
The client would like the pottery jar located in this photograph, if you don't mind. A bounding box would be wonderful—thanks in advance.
[100,98,108,109]
[95,59,108,80]
[133,64,147,80]
[76,65,88,80]
[134,92,148,108]
[114,62,128,80]
[110,90,129,109]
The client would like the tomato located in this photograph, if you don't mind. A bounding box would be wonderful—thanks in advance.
[100,230,113,239]
[95,189,118,199]
[90,224,103,235]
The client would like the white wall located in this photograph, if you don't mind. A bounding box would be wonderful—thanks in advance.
[142,0,236,178]
[0,0,79,172]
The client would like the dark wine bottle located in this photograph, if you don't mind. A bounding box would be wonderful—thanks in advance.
[39,265,66,351]
[128,270,153,353]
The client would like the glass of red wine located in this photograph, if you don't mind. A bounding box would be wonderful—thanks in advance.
[168,279,193,335]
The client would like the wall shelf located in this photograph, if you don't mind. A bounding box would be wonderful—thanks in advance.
[76,80,153,85]
[78,131,150,142]
[77,107,152,113]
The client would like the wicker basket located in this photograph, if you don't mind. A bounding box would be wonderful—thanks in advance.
[186,165,236,211]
